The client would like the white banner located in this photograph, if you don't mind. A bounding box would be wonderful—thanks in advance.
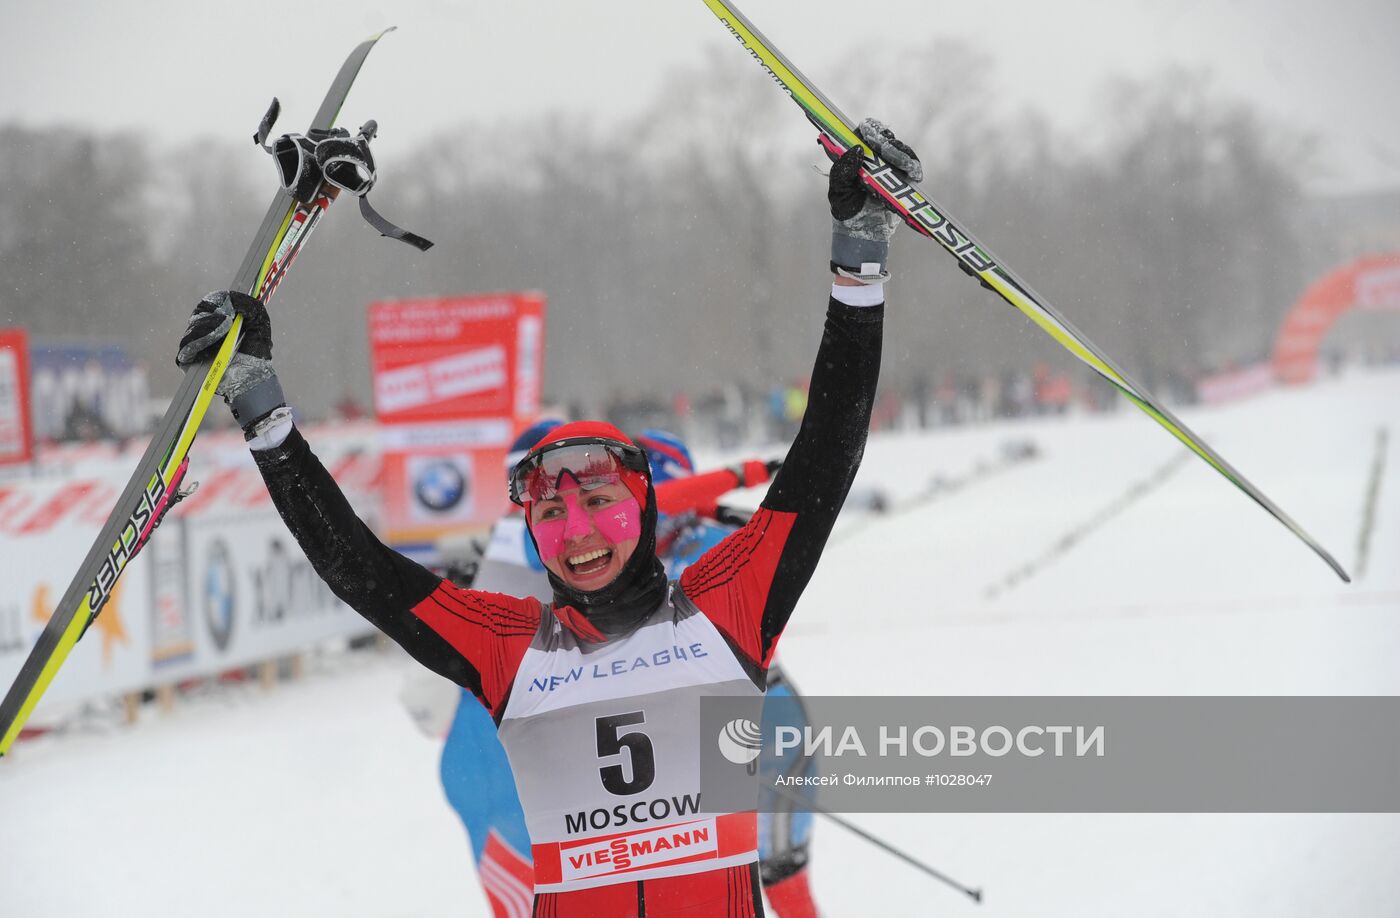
[0,427,383,722]
[164,511,374,679]
[0,516,156,714]
[378,418,513,451]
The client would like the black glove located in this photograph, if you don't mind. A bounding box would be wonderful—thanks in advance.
[178,290,271,363]
[176,291,285,428]
[725,458,778,489]
[829,119,922,283]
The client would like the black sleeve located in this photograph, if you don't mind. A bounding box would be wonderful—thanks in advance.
[681,296,882,667]
[250,427,482,688]
[759,298,883,641]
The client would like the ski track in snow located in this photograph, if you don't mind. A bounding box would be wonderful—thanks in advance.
[2,369,1397,916]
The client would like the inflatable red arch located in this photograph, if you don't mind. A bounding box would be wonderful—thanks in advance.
[1273,252,1400,383]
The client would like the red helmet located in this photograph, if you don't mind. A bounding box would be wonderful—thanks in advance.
[508,420,651,512]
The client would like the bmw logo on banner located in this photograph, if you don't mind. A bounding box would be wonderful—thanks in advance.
[203,538,236,653]
[410,454,473,520]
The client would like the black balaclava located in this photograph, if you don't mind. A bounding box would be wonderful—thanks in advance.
[518,422,669,637]
[538,476,669,636]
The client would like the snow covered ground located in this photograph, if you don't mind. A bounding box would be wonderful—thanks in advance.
[3,369,1397,916]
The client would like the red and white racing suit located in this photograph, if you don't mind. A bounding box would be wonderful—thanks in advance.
[249,296,882,916]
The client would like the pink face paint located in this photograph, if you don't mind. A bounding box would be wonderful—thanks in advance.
[531,492,643,562]
[532,516,567,561]
[531,492,583,562]
[593,497,640,544]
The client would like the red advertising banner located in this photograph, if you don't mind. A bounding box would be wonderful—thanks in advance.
[0,329,33,466]
[368,293,546,544]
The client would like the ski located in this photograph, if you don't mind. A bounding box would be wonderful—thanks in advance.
[699,0,1349,583]
[0,28,400,756]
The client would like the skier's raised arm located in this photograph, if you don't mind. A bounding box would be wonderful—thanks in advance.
[174,294,536,710]
[680,120,920,669]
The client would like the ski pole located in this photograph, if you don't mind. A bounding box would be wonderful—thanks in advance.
[770,783,983,903]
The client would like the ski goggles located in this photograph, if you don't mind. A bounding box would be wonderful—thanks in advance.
[270,126,378,204]
[508,437,649,506]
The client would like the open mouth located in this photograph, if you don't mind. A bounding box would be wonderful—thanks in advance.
[566,547,613,577]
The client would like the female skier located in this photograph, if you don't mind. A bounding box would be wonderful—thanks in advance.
[176,122,919,916]
[410,426,809,917]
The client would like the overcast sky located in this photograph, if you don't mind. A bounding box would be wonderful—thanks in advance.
[3,0,1397,194]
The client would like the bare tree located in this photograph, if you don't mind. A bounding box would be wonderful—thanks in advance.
[0,49,1320,423]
